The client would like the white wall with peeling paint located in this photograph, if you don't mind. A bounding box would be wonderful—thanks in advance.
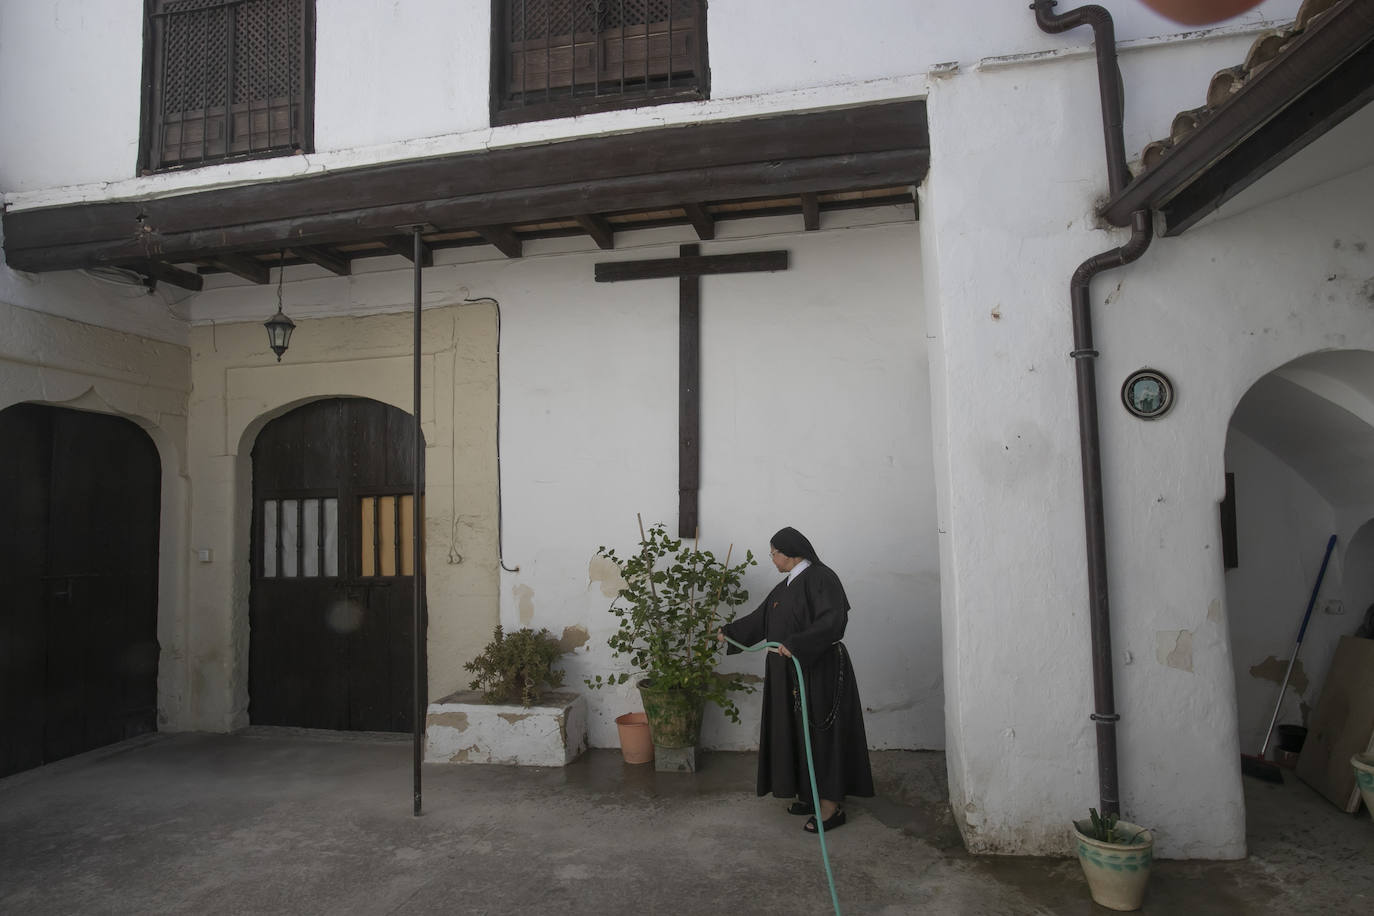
[921,38,1374,857]
[9,0,1374,866]
[492,216,941,754]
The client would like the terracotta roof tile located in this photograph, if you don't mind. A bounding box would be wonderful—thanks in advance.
[1134,0,1345,174]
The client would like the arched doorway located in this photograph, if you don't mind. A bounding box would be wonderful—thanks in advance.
[1224,350,1374,779]
[0,404,161,777]
[249,397,423,732]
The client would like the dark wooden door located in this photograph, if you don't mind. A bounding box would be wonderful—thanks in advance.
[0,405,161,778]
[249,398,422,732]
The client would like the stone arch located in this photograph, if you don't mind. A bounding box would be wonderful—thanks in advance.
[1223,348,1374,777]
[1,386,191,731]
[226,381,427,728]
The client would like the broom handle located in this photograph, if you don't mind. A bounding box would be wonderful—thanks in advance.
[1258,534,1337,757]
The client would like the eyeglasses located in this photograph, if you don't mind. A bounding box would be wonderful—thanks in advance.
[769,548,781,557]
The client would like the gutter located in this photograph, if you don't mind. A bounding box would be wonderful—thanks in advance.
[1032,0,1154,818]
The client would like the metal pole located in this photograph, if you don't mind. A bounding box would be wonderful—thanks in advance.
[412,227,424,816]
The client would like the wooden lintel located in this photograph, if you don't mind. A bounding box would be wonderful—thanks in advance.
[293,245,351,276]
[130,259,204,292]
[478,225,523,259]
[382,234,433,267]
[801,193,821,231]
[595,250,788,283]
[2,99,928,273]
[575,213,615,250]
[213,252,270,284]
[5,151,922,273]
[682,203,715,241]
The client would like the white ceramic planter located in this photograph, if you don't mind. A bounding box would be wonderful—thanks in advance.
[1353,753,1374,822]
[424,690,586,766]
[1073,818,1154,912]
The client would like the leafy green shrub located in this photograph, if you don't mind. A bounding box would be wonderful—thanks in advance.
[465,625,566,706]
[585,522,757,723]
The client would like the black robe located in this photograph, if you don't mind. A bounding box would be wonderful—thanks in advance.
[722,563,875,803]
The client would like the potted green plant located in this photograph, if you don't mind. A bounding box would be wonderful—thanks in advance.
[587,520,757,748]
[464,625,566,706]
[1072,808,1154,911]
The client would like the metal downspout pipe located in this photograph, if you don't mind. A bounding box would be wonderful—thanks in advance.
[1031,0,1154,817]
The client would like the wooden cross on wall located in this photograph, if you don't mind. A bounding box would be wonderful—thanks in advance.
[595,243,789,538]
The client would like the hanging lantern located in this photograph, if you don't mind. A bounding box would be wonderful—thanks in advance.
[264,250,295,362]
[263,308,295,362]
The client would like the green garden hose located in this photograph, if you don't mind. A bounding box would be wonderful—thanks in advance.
[722,634,842,916]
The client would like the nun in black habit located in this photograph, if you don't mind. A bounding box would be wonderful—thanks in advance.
[719,527,874,832]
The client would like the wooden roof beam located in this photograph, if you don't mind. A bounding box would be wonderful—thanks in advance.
[212,253,270,285]
[381,234,433,267]
[575,213,616,250]
[128,259,204,292]
[683,203,715,240]
[4,151,926,273]
[478,225,523,259]
[292,245,351,276]
[801,193,821,231]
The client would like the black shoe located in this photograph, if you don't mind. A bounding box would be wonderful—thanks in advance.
[787,801,814,816]
[804,809,845,833]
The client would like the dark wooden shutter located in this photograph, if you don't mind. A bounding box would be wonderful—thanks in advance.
[146,0,312,171]
[497,0,705,121]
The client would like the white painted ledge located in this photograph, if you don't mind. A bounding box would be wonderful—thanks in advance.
[424,690,587,767]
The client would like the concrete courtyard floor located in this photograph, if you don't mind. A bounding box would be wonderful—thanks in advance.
[2,730,1371,915]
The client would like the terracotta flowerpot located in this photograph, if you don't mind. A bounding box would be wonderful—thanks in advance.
[1139,0,1263,25]
[1352,753,1374,822]
[615,712,654,764]
[1073,818,1154,912]
[636,680,704,748]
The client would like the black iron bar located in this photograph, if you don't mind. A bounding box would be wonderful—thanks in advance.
[273,499,282,578]
[316,498,325,577]
[371,496,380,576]
[199,9,212,162]
[295,496,304,578]
[411,227,424,816]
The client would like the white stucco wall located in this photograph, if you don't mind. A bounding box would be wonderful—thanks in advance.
[488,217,940,753]
[921,35,1374,857]
[170,210,940,743]
[1,0,1303,208]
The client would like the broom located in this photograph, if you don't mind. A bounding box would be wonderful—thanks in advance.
[1241,534,1336,783]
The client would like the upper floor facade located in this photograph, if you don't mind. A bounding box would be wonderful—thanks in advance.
[0,0,1307,208]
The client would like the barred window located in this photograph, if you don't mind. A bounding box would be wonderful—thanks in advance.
[494,0,707,125]
[142,0,314,172]
[359,495,419,578]
[261,497,339,579]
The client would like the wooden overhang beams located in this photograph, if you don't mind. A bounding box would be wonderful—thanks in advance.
[1100,0,1374,237]
[2,101,928,290]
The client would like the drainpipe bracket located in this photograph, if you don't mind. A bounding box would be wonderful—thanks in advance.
[1090,712,1121,722]
[1070,348,1100,359]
